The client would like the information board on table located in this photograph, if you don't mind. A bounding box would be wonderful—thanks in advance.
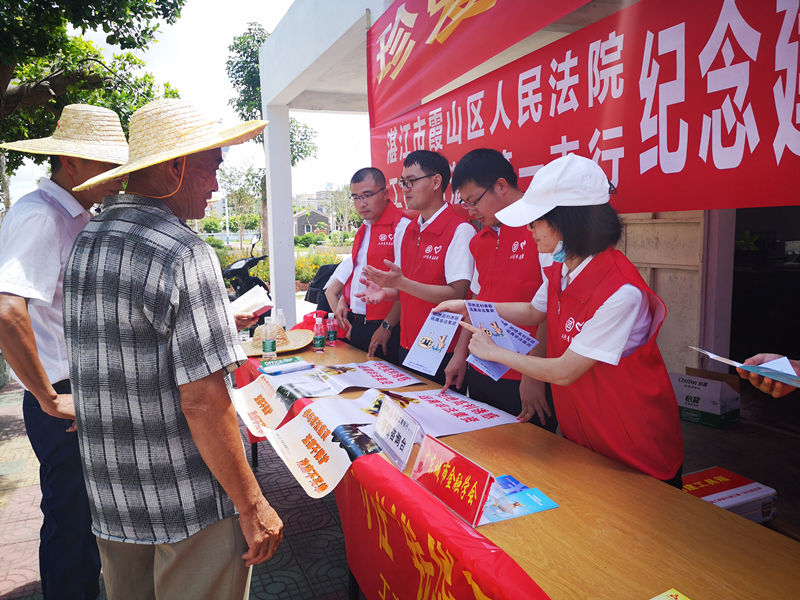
[248,386,518,496]
[411,434,495,527]
[264,360,422,405]
[464,301,538,380]
[373,397,422,471]
[402,310,462,375]
[265,397,384,498]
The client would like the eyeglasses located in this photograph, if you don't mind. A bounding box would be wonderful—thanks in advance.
[459,181,496,209]
[350,187,386,202]
[398,174,435,189]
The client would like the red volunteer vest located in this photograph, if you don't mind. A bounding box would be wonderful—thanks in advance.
[344,202,405,321]
[399,205,472,350]
[471,225,542,381]
[544,248,683,480]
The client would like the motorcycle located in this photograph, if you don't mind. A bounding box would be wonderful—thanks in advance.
[222,233,272,329]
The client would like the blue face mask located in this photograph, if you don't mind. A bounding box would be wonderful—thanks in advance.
[552,240,567,263]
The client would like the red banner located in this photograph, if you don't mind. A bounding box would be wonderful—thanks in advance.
[367,0,591,126]
[336,453,550,600]
[370,0,800,213]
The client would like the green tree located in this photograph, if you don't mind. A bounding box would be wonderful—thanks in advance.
[328,184,362,232]
[200,216,222,234]
[225,22,320,256]
[225,22,318,166]
[1,0,184,210]
[219,163,265,249]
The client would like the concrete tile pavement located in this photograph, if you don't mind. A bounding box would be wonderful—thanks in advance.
[0,381,44,600]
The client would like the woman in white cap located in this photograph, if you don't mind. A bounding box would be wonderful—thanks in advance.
[436,154,683,487]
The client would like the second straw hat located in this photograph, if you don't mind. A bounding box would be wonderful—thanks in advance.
[0,104,128,165]
[74,98,268,191]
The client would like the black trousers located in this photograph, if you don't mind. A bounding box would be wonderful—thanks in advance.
[23,380,101,600]
[346,311,401,365]
[466,365,558,432]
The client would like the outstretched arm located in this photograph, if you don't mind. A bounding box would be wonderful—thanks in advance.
[461,321,595,387]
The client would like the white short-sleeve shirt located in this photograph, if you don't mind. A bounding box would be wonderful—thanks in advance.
[531,255,652,365]
[0,178,91,385]
[324,255,353,290]
[393,203,475,283]
[348,216,410,314]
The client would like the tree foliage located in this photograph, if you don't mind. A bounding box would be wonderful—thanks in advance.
[0,0,185,208]
[225,22,318,166]
[218,163,267,248]
[2,36,179,174]
[328,184,363,232]
[1,0,184,115]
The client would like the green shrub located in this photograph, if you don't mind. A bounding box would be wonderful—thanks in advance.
[298,233,315,247]
[243,213,260,230]
[329,230,344,246]
[201,217,221,233]
[205,236,225,249]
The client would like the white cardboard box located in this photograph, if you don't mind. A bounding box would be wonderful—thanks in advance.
[669,368,740,427]
[683,466,777,523]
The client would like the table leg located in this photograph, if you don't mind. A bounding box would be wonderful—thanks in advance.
[251,442,259,469]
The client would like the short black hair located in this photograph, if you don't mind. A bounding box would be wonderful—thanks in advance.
[542,203,622,259]
[451,148,518,191]
[49,155,62,175]
[351,167,386,188]
[403,150,450,192]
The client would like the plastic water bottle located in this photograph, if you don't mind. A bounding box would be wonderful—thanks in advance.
[261,316,278,359]
[275,308,286,331]
[326,312,337,346]
[313,316,325,353]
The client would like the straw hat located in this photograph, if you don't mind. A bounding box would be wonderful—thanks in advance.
[73,98,267,191]
[241,328,314,357]
[0,104,128,164]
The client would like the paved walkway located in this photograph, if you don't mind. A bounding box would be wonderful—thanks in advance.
[0,381,42,600]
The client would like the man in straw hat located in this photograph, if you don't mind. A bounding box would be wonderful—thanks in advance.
[0,103,128,599]
[63,98,282,599]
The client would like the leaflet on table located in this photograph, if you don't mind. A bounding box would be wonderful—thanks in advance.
[649,589,693,600]
[258,356,314,376]
[690,346,800,388]
[478,475,558,525]
[402,310,463,375]
[264,360,422,405]
[464,301,538,381]
[230,375,289,437]
[265,397,382,498]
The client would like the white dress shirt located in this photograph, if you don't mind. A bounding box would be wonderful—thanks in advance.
[0,178,91,385]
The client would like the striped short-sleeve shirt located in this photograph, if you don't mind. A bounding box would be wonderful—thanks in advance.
[63,195,246,544]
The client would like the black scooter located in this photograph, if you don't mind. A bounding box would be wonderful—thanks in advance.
[222,233,272,325]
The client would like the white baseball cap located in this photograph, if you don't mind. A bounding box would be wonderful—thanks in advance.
[496,154,611,227]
